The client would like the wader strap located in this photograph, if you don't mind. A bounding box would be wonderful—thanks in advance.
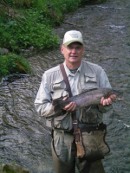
[60,64,80,142]
[59,63,77,124]
[59,63,72,97]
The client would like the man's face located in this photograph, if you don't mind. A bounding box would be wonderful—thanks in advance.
[61,42,84,65]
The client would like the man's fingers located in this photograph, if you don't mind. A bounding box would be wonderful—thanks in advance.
[100,97,112,106]
[64,102,76,111]
[100,97,104,104]
[104,98,112,105]
[110,94,117,101]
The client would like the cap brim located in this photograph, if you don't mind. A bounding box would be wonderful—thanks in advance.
[63,40,83,46]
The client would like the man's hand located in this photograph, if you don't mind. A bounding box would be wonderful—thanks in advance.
[100,94,117,106]
[63,102,77,111]
[61,96,77,112]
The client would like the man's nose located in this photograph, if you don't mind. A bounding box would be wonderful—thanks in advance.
[71,48,77,53]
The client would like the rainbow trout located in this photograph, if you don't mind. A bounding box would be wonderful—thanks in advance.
[53,88,121,110]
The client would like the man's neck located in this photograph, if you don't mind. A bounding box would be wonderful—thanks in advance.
[64,61,81,70]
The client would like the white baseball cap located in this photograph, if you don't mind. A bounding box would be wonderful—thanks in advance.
[63,30,84,46]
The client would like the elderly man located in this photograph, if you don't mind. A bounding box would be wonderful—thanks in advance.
[34,30,116,173]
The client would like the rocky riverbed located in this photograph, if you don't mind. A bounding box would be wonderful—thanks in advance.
[0,0,130,172]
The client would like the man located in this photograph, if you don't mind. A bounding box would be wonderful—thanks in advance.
[34,30,116,173]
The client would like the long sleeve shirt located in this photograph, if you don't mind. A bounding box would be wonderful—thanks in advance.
[34,60,112,130]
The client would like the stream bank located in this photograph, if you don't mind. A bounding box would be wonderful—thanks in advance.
[0,0,130,172]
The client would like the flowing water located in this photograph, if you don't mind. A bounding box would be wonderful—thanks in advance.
[0,0,130,172]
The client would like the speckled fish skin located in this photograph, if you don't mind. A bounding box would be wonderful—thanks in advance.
[53,88,121,109]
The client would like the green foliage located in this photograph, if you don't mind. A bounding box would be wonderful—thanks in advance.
[4,0,32,8]
[0,53,32,79]
[0,0,81,53]
[38,0,80,25]
[1,0,108,78]
[0,163,30,173]
[0,0,82,78]
[0,13,58,51]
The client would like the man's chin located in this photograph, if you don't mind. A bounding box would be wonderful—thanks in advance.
[69,58,78,62]
[70,60,78,63]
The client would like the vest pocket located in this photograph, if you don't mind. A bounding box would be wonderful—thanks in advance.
[51,79,68,99]
[82,73,98,91]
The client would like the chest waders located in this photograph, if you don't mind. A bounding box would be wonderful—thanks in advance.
[51,139,75,173]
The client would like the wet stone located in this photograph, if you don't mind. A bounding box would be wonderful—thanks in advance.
[0,0,130,173]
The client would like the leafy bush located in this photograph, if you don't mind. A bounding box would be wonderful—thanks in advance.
[0,14,59,52]
[0,0,81,52]
[2,0,32,8]
[1,0,107,78]
[0,53,32,79]
[39,0,80,25]
[0,0,82,78]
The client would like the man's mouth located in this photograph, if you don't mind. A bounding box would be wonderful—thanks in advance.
[70,56,77,58]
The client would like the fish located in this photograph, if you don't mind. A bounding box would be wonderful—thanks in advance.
[53,88,122,110]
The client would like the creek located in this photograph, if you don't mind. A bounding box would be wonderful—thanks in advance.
[0,0,130,172]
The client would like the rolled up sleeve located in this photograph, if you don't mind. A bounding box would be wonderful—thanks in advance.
[99,69,112,88]
[98,68,113,112]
